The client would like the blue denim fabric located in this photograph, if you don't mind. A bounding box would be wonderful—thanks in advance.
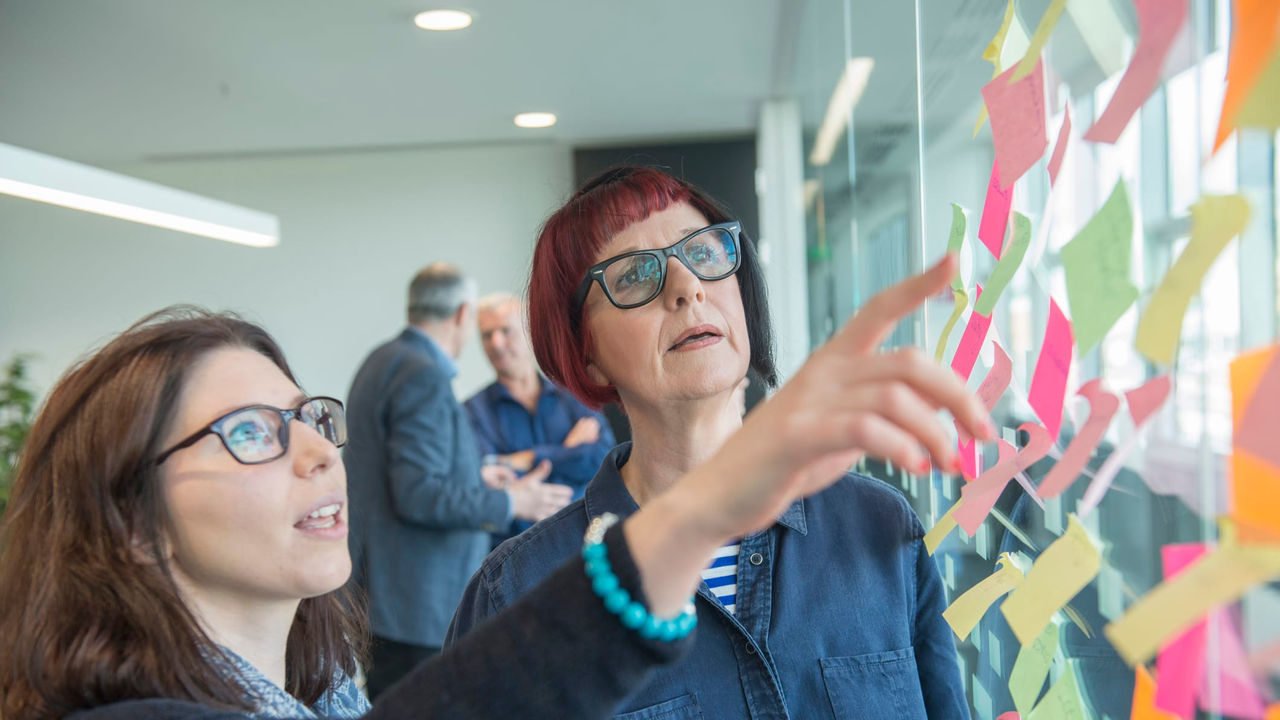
[463,377,615,540]
[446,443,971,720]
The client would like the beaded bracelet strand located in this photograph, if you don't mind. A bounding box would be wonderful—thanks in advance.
[582,512,697,642]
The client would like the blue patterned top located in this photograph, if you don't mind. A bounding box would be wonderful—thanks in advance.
[220,647,370,719]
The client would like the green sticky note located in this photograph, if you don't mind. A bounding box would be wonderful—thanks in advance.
[1026,665,1088,720]
[934,288,970,363]
[972,212,1031,316]
[1061,180,1139,355]
[1009,622,1060,715]
[947,203,968,291]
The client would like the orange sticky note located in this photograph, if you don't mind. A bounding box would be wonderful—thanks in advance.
[1214,0,1280,151]
[1132,666,1180,720]
[1231,345,1280,541]
[1266,702,1280,720]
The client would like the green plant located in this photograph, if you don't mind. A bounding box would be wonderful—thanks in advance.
[0,355,38,515]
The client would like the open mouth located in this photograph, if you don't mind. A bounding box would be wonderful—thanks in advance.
[295,502,343,530]
[669,324,723,351]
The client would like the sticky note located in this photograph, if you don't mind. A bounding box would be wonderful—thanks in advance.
[974,0,1021,137]
[1066,0,1130,76]
[1231,345,1280,540]
[1028,299,1073,440]
[1009,622,1059,716]
[1154,544,1208,718]
[1084,0,1189,143]
[1025,664,1088,720]
[1235,35,1280,134]
[935,205,971,362]
[925,503,959,555]
[1078,375,1172,516]
[1037,380,1119,499]
[1136,194,1250,365]
[1199,610,1268,719]
[936,289,971,364]
[979,161,1015,257]
[1104,537,1280,665]
[1061,180,1138,355]
[1268,702,1280,720]
[1132,666,1181,720]
[1047,105,1071,186]
[951,285,991,383]
[1214,0,1280,150]
[983,59,1048,191]
[998,713,1021,720]
[957,425,1051,535]
[943,553,1025,641]
[1236,344,1280,468]
[974,212,1031,316]
[1001,515,1101,645]
[1011,0,1067,82]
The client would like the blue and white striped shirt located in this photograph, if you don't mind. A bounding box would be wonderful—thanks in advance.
[700,542,740,614]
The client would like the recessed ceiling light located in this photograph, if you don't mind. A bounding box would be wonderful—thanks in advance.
[514,112,557,129]
[414,10,472,31]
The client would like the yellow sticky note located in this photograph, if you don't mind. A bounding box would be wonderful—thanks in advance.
[1009,622,1059,715]
[1236,43,1280,132]
[1104,539,1280,665]
[935,289,970,364]
[1012,0,1068,81]
[1026,665,1087,720]
[925,503,960,555]
[1135,194,1251,366]
[943,552,1024,641]
[1001,515,1101,645]
[974,0,1022,136]
[1131,665,1180,720]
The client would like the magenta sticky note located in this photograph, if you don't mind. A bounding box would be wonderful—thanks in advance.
[1155,543,1208,718]
[983,58,1048,191]
[1028,299,1073,440]
[1199,610,1267,719]
[1048,105,1071,186]
[1126,374,1172,427]
[997,713,1021,720]
[956,342,1011,480]
[978,161,1013,258]
[1084,0,1189,144]
[951,286,992,383]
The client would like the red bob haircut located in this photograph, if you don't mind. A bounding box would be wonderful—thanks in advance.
[528,165,777,409]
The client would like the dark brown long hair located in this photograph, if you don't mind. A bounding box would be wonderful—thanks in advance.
[0,307,367,720]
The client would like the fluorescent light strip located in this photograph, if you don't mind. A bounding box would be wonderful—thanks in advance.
[0,142,279,247]
[809,57,875,168]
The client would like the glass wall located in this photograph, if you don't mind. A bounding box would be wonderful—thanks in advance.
[791,0,1280,717]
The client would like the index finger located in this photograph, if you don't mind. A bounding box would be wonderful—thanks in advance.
[835,253,958,356]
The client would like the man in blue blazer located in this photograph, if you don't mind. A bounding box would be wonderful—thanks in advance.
[343,263,573,698]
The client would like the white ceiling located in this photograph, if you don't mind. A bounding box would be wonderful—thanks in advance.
[0,0,999,165]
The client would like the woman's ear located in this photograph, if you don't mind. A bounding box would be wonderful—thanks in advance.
[129,527,172,565]
[585,358,610,387]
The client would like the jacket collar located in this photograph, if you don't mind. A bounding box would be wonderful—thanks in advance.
[402,326,457,378]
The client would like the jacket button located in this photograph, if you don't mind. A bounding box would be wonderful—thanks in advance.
[745,643,757,655]
[749,552,764,566]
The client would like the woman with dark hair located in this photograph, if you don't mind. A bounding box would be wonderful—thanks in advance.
[0,233,986,718]
[448,166,979,719]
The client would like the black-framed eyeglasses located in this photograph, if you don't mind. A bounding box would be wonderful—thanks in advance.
[153,396,347,467]
[571,221,743,319]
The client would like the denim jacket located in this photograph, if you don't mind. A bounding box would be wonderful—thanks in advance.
[445,443,970,720]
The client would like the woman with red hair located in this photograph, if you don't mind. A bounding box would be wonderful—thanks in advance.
[448,166,982,719]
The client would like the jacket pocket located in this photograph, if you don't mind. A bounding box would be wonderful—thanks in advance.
[613,693,703,720]
[820,647,928,720]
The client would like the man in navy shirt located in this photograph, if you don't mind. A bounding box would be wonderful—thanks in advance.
[464,293,615,544]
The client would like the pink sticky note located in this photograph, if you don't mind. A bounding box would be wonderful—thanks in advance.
[1038,379,1120,499]
[1237,347,1280,469]
[1028,299,1074,440]
[998,713,1021,720]
[1200,611,1268,719]
[1048,105,1071,186]
[951,285,992,382]
[956,423,1053,535]
[1127,374,1172,427]
[983,58,1048,191]
[957,342,1012,479]
[1084,0,1189,144]
[979,161,1014,258]
[1155,543,1209,718]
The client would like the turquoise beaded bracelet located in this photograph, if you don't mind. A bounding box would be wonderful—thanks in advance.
[582,512,697,642]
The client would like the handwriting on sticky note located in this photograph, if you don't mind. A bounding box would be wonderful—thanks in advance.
[1136,194,1251,365]
[955,342,1012,480]
[1002,515,1101,645]
[1214,0,1280,150]
[979,161,1014,258]
[1026,664,1088,720]
[1154,544,1208,718]
[1132,666,1180,720]
[974,212,1031,316]
[957,425,1051,535]
[925,503,959,556]
[1061,180,1138,355]
[943,553,1024,641]
[1009,622,1059,716]
[984,59,1048,191]
[1012,0,1067,82]
[1047,105,1071,186]
[974,0,1019,136]
[1078,375,1172,517]
[951,285,991,382]
[1084,0,1188,143]
[1028,299,1073,440]
[1038,380,1119,499]
[1104,539,1280,665]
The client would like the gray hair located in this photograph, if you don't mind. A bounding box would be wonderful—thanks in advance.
[476,291,522,316]
[407,262,477,323]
